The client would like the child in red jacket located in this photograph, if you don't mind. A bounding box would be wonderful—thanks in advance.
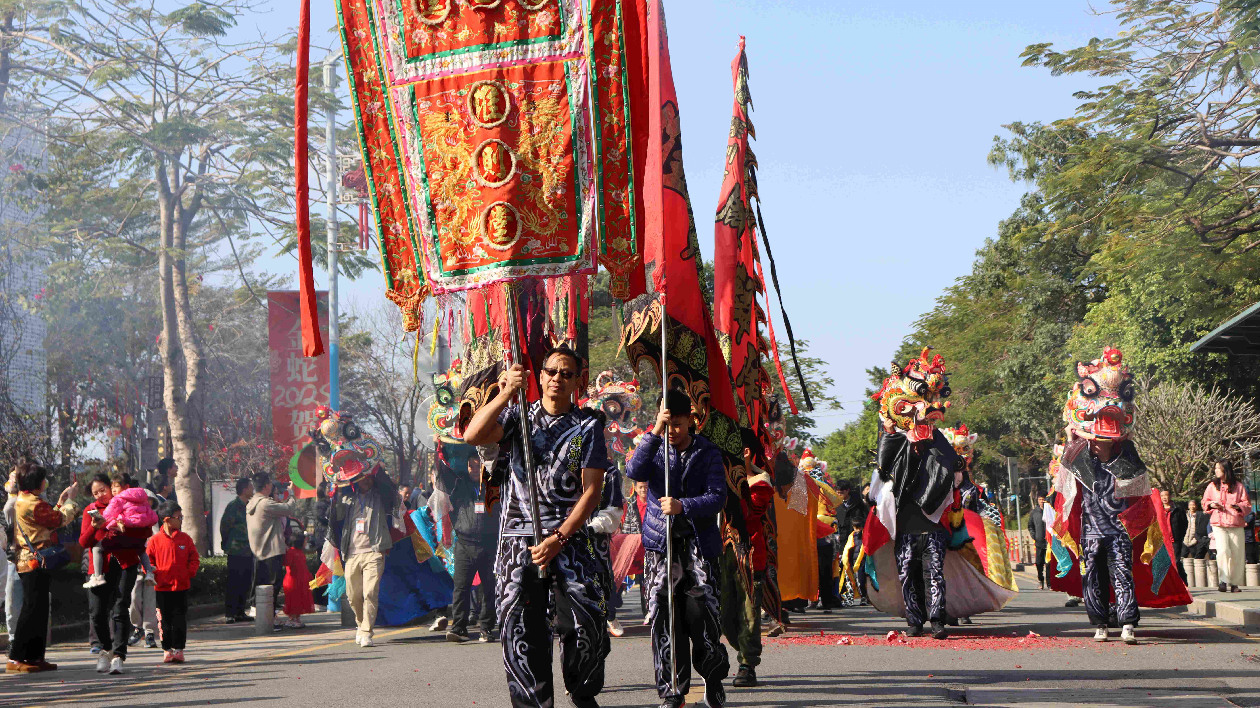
[145,501,200,664]
[282,532,315,628]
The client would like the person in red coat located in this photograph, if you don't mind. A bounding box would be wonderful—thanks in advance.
[82,472,153,675]
[282,532,315,628]
[145,501,200,664]
[79,473,114,654]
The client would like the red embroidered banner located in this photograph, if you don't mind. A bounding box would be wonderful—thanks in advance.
[587,0,648,300]
[339,0,428,327]
[338,0,600,303]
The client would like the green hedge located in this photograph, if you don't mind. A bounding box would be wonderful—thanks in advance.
[45,556,230,628]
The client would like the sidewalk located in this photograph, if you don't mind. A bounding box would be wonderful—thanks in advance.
[1182,586,1260,631]
[1015,569,1260,632]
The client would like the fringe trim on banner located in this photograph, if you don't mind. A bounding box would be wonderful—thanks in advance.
[431,311,440,356]
[753,200,812,411]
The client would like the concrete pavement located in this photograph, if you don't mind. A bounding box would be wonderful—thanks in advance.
[5,573,1260,707]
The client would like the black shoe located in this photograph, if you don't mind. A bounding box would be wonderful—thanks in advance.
[706,682,726,708]
[478,630,495,643]
[907,625,924,637]
[732,665,758,688]
[958,617,973,625]
[568,696,599,708]
[658,698,685,708]
[233,613,250,623]
[144,632,157,649]
[930,621,948,640]
[1064,598,1081,607]
[127,629,143,647]
[446,630,471,643]
[1220,582,1228,593]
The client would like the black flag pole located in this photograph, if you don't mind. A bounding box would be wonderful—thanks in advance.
[504,282,548,579]
[660,293,677,694]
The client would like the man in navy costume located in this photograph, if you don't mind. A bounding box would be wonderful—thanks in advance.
[464,346,611,708]
[626,389,730,708]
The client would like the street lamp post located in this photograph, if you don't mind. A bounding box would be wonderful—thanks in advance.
[324,54,340,410]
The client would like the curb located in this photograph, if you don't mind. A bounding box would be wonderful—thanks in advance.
[0,602,223,652]
[1183,596,1260,630]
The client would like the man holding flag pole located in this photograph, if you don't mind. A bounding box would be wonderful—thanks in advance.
[464,341,612,708]
[627,389,731,708]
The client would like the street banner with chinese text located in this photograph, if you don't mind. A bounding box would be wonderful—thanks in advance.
[268,291,330,497]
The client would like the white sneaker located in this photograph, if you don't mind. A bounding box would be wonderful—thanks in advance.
[360,634,375,647]
[1093,626,1109,642]
[82,574,106,589]
[354,631,363,646]
[108,656,124,675]
[428,616,447,632]
[1121,624,1137,644]
[607,619,624,637]
[96,651,113,673]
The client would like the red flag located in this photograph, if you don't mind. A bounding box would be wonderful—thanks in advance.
[294,0,323,357]
[642,0,737,422]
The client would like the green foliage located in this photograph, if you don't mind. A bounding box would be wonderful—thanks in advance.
[814,366,885,486]
[767,339,840,446]
[873,0,1260,490]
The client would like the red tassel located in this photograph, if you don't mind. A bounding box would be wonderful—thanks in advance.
[295,0,324,357]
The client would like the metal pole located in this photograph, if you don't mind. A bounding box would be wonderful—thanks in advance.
[1008,456,1024,566]
[660,293,677,694]
[323,55,341,410]
[505,284,548,579]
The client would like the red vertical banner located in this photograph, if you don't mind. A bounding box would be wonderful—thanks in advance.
[268,291,330,497]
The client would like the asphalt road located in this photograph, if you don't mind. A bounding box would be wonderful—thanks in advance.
[5,572,1260,708]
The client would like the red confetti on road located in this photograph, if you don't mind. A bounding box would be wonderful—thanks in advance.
[767,632,1095,651]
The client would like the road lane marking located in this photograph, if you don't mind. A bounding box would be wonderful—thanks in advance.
[15,624,427,707]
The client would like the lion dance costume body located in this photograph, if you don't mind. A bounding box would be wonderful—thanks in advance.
[860,349,1018,637]
[1045,348,1189,641]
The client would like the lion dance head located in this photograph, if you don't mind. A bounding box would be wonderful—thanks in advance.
[584,372,645,460]
[306,407,384,488]
[1062,347,1135,441]
[429,361,466,444]
[873,347,952,442]
[942,424,978,471]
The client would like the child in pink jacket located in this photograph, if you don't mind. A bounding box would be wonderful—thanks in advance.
[83,487,159,588]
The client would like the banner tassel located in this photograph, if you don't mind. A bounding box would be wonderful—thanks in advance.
[754,200,812,411]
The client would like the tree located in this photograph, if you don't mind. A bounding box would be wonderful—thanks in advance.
[1132,380,1260,498]
[340,304,434,486]
[1015,1,1260,253]
[814,366,885,486]
[766,339,840,446]
[0,0,311,550]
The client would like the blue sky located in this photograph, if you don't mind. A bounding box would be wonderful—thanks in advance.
[246,0,1119,436]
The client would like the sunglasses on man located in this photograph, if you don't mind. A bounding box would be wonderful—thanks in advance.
[541,366,577,380]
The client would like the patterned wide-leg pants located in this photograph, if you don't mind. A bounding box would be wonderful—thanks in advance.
[495,533,611,708]
[895,531,948,628]
[1082,535,1139,627]
[644,536,730,701]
